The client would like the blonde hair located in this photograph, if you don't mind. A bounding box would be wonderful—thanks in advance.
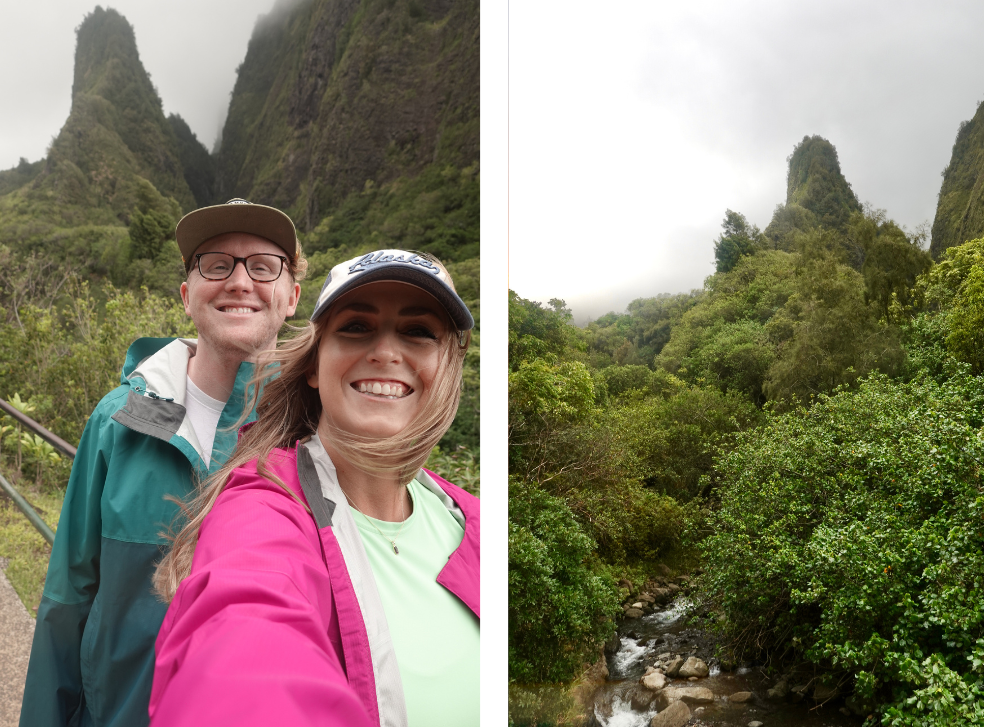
[153,263,469,602]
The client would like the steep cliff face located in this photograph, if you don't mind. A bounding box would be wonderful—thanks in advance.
[216,0,478,236]
[168,114,216,208]
[931,103,984,259]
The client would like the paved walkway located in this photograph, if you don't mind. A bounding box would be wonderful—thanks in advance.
[0,559,33,727]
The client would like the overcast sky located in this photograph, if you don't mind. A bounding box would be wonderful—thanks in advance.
[508,1,984,322]
[0,0,282,170]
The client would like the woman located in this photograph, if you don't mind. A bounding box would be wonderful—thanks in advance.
[149,250,478,727]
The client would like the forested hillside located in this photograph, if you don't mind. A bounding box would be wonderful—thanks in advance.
[0,0,479,615]
[510,135,984,726]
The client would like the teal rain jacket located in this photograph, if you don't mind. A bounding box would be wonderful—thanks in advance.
[20,338,258,727]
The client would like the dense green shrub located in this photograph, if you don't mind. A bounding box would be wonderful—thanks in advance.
[703,372,984,724]
[0,282,196,444]
[620,387,762,499]
[508,477,620,683]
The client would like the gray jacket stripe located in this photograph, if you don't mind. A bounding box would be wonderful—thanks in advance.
[296,444,336,528]
[111,391,186,442]
[300,437,408,727]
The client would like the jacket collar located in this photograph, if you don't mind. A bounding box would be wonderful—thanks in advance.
[113,337,257,475]
[125,338,196,402]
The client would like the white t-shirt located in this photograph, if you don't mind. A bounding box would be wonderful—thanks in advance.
[184,376,227,468]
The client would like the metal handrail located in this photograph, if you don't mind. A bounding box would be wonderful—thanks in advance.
[0,471,55,545]
[0,397,77,459]
[0,396,75,545]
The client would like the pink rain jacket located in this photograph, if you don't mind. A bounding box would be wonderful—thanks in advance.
[148,439,479,727]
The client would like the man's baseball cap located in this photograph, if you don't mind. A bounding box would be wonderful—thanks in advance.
[175,198,299,270]
[311,250,474,330]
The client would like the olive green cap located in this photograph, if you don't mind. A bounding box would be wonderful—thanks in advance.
[175,198,298,269]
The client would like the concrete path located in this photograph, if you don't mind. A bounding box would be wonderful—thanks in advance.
[0,559,33,727]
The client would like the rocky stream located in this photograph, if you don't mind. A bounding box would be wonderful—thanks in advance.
[585,576,870,727]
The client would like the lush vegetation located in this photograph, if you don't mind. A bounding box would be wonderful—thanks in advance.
[508,293,755,682]
[704,371,984,725]
[509,134,984,726]
[216,0,478,235]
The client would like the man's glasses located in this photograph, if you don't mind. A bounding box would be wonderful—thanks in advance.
[195,252,288,282]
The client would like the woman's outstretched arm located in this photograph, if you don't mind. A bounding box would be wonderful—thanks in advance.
[149,459,373,727]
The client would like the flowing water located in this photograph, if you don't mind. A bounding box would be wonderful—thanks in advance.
[591,598,866,727]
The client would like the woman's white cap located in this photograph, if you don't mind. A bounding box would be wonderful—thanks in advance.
[310,250,474,330]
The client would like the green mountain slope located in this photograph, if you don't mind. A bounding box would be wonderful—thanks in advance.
[930,102,984,258]
[216,0,478,260]
[0,6,208,278]
[26,7,196,218]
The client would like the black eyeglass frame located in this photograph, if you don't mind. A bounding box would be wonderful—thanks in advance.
[194,252,289,282]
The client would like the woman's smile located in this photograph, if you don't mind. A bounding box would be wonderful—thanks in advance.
[352,380,414,398]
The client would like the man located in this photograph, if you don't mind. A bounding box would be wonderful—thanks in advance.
[20,199,305,727]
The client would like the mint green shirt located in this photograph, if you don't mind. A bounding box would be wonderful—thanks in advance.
[351,479,479,727]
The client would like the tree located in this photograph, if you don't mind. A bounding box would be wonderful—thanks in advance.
[128,210,175,262]
[508,477,620,682]
[714,209,764,273]
[703,373,984,725]
[946,263,984,372]
[846,208,932,320]
[508,291,584,370]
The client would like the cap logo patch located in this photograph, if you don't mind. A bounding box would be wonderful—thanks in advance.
[348,252,440,275]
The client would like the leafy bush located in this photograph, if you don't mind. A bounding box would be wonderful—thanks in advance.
[702,372,984,723]
[0,281,196,445]
[425,445,479,497]
[945,264,984,374]
[508,477,619,683]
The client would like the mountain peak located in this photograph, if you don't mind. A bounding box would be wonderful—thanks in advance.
[28,6,198,220]
[785,135,860,230]
[72,7,144,103]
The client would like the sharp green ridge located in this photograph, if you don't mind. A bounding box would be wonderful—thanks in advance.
[0,6,193,266]
[931,101,984,259]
